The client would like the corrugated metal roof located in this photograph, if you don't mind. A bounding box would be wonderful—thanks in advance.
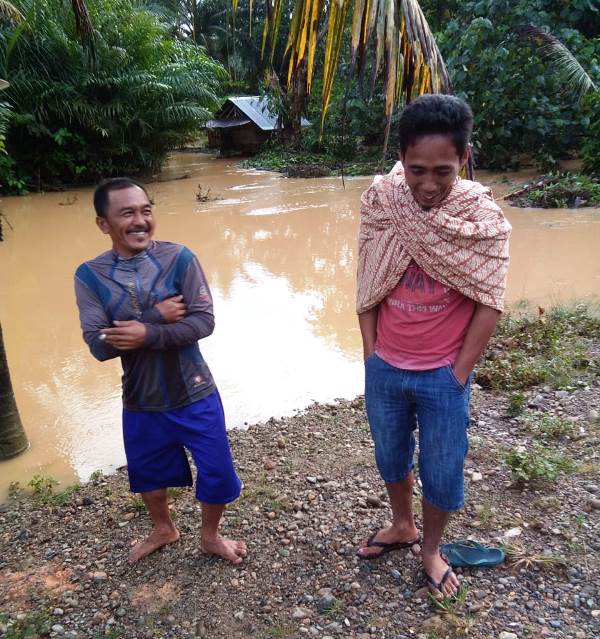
[212,96,310,131]
[205,118,251,129]
[228,96,279,131]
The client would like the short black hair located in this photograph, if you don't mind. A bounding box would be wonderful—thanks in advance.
[93,177,149,218]
[398,94,473,158]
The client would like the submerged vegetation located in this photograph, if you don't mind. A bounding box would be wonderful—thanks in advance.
[508,172,600,208]
[240,146,396,177]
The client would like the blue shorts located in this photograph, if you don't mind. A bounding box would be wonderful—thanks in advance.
[365,354,471,512]
[123,390,242,504]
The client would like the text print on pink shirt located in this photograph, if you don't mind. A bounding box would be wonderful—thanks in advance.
[386,265,451,314]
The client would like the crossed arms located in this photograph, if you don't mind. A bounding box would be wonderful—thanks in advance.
[74,257,214,362]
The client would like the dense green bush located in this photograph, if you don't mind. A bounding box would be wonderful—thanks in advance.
[303,78,388,159]
[431,0,600,169]
[582,92,600,176]
[0,0,226,192]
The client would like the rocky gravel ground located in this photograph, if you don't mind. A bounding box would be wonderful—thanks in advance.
[1,381,599,639]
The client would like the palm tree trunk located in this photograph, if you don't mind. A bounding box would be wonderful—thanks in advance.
[289,60,308,144]
[0,322,28,460]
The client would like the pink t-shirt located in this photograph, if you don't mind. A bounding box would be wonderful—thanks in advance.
[375,261,476,370]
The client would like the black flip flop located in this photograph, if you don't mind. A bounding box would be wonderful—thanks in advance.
[357,529,421,560]
[424,553,459,597]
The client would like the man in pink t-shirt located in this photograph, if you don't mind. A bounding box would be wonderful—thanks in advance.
[356,95,506,599]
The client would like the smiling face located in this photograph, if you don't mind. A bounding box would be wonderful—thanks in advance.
[96,185,155,257]
[401,133,469,209]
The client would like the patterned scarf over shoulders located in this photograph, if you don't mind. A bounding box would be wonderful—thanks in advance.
[356,162,512,314]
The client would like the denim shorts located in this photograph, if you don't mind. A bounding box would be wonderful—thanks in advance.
[123,390,242,504]
[365,353,471,512]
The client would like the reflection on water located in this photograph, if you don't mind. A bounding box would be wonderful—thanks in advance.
[0,152,599,498]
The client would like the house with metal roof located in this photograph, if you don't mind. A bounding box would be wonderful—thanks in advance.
[206,96,309,155]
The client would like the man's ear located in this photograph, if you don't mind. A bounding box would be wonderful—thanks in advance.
[96,216,110,234]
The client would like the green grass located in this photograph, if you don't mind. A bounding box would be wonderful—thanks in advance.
[521,413,576,440]
[89,469,104,482]
[428,583,470,613]
[505,446,576,486]
[129,497,147,513]
[473,497,495,529]
[28,475,58,498]
[476,304,600,391]
[25,475,81,506]
[320,597,345,617]
[0,611,52,639]
[238,477,289,511]
[575,513,587,530]
[167,487,186,500]
[425,584,474,638]
[506,392,527,417]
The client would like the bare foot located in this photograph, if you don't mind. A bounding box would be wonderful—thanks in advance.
[356,524,420,559]
[422,551,460,598]
[128,526,180,564]
[201,536,248,564]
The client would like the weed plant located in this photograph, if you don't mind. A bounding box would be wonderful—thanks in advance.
[477,304,600,391]
[506,392,527,417]
[521,413,576,440]
[505,447,576,486]
[0,611,52,638]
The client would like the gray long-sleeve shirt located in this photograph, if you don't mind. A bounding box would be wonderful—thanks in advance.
[75,241,216,411]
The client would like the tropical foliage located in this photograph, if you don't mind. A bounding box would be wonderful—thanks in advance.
[249,0,450,153]
[432,0,600,169]
[236,0,600,171]
[146,0,267,92]
[582,92,600,175]
[0,0,226,193]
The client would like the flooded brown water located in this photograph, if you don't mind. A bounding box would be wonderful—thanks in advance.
[1,153,599,498]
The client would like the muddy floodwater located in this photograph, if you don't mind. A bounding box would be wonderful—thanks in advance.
[1,153,599,498]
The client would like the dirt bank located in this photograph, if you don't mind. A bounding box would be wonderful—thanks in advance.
[1,373,599,639]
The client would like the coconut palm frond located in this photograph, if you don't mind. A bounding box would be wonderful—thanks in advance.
[331,0,451,153]
[320,0,348,132]
[516,25,597,102]
[252,0,450,155]
[0,1,24,23]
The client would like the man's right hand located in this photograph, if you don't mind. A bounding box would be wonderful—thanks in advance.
[155,295,186,323]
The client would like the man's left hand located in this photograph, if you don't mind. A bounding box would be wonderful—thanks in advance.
[102,320,146,350]
[452,365,471,387]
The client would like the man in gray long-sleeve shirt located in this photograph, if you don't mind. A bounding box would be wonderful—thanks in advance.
[75,177,246,564]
